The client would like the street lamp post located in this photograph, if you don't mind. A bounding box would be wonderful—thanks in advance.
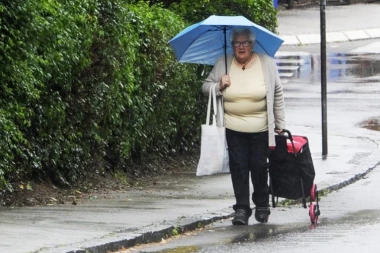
[320,0,328,156]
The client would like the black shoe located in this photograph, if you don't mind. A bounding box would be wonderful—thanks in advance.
[232,209,249,225]
[255,207,270,223]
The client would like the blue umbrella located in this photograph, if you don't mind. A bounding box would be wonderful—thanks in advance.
[169,15,284,73]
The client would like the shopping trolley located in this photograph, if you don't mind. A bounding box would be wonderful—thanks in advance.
[269,129,320,224]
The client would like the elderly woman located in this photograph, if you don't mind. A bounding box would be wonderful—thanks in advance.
[202,27,285,225]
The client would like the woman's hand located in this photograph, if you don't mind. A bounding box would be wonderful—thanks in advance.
[219,75,231,91]
[275,129,284,135]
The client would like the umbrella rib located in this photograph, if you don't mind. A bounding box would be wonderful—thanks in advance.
[255,39,270,56]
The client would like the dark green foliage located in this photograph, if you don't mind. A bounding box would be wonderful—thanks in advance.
[169,0,278,33]
[88,1,203,172]
[0,0,277,190]
[0,0,99,188]
[0,0,203,189]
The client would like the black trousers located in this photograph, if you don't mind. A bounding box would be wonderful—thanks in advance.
[226,129,270,215]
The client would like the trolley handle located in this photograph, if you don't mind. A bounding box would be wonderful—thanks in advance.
[276,129,297,158]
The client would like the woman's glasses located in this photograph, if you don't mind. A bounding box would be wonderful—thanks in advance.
[232,41,252,47]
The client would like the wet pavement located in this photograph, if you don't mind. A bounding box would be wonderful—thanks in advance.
[277,2,380,45]
[135,167,380,253]
[1,3,380,253]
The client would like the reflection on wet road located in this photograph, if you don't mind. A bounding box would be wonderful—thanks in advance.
[277,52,380,84]
[223,209,380,253]
[276,51,380,139]
[127,168,380,253]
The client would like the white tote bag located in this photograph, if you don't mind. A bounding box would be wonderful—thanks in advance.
[196,84,230,176]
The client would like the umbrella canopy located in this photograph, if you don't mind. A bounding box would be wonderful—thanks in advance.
[169,15,284,66]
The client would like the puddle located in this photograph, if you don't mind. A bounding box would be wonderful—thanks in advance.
[277,53,380,82]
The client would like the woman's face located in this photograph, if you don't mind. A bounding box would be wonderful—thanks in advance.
[232,33,253,63]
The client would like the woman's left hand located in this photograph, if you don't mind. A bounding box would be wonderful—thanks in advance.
[275,129,284,135]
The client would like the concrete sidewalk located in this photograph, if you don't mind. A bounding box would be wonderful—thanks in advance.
[1,3,380,253]
[277,2,380,45]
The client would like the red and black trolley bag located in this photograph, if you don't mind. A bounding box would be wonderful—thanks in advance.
[269,129,315,208]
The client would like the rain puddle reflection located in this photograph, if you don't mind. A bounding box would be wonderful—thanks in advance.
[277,53,380,83]
[225,209,380,253]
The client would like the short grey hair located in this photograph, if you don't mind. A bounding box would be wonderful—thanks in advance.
[230,27,256,44]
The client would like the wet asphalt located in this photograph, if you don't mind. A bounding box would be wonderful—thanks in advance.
[134,156,380,253]
[1,2,380,253]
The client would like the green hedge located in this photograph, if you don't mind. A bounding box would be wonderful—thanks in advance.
[168,0,278,33]
[0,0,203,189]
[0,0,277,191]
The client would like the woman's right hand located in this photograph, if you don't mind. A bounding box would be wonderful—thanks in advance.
[219,75,231,91]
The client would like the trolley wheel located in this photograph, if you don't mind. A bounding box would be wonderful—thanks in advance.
[310,184,317,202]
[309,203,319,224]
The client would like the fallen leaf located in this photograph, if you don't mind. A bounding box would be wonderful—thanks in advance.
[50,197,58,202]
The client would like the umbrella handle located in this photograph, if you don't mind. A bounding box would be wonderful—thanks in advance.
[224,27,227,75]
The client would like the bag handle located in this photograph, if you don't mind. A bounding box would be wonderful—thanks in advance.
[206,85,212,125]
[215,87,224,126]
[206,84,218,125]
